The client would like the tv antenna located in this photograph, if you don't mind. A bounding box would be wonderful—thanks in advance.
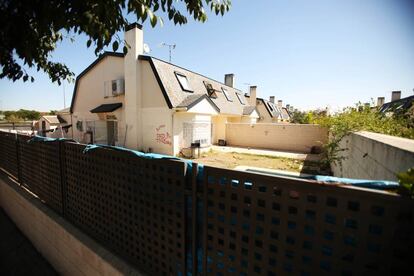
[243,82,251,93]
[143,43,151,54]
[62,80,66,108]
[160,42,176,63]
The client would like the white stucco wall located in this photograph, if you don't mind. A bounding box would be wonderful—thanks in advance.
[225,123,328,153]
[71,56,125,144]
[332,131,414,181]
[173,113,212,156]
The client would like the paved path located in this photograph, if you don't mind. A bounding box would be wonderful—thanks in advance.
[0,209,57,276]
[211,145,322,161]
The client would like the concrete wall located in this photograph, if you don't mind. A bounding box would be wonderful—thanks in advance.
[225,123,328,153]
[0,174,142,276]
[332,131,414,181]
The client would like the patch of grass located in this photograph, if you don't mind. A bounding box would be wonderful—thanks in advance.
[183,150,323,174]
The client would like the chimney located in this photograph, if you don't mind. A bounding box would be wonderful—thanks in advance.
[391,91,401,101]
[377,97,385,107]
[249,86,257,106]
[269,96,275,103]
[224,74,235,88]
[124,23,144,149]
[278,100,283,108]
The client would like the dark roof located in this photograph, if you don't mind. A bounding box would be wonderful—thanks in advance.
[177,94,220,112]
[243,106,257,115]
[41,115,61,124]
[379,95,414,114]
[281,107,291,120]
[90,103,123,113]
[256,97,282,119]
[70,52,125,113]
[139,55,255,116]
[57,115,67,124]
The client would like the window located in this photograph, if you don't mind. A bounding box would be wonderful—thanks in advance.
[204,81,217,98]
[267,102,274,111]
[221,87,233,102]
[236,93,246,105]
[175,72,192,92]
[183,121,211,147]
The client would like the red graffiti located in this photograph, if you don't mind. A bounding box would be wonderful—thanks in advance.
[156,125,172,145]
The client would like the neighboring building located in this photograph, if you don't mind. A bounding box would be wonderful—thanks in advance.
[70,23,259,155]
[37,109,72,138]
[245,92,291,123]
[378,91,414,118]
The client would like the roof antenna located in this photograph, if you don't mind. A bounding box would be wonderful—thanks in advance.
[243,83,251,94]
[160,42,176,63]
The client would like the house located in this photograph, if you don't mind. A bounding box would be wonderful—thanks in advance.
[37,109,72,138]
[247,93,291,123]
[378,91,414,118]
[69,23,259,155]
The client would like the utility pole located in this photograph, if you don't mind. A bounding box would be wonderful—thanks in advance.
[63,80,66,108]
[161,43,176,63]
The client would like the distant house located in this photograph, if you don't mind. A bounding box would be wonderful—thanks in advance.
[246,93,291,123]
[37,111,71,138]
[69,23,259,155]
[378,91,414,117]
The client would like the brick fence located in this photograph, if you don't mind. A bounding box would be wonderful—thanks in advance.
[0,131,412,275]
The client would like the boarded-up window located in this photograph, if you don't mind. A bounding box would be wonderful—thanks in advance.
[183,121,211,148]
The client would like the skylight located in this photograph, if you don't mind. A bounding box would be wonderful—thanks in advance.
[204,82,217,98]
[235,93,245,105]
[175,72,192,92]
[221,87,233,102]
[267,102,274,111]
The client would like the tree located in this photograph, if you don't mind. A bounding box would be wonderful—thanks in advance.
[0,0,231,84]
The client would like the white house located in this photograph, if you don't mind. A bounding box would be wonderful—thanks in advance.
[69,23,259,155]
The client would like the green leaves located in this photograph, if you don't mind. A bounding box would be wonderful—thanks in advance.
[112,40,119,52]
[397,168,414,198]
[0,0,232,84]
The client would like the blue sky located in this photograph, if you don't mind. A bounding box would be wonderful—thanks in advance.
[1,0,413,112]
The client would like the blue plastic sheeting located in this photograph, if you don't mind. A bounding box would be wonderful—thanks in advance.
[27,135,76,143]
[303,175,399,190]
[248,168,399,190]
[82,144,204,183]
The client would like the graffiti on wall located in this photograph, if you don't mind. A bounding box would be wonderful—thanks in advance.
[156,124,172,145]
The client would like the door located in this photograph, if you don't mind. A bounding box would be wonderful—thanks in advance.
[106,121,117,146]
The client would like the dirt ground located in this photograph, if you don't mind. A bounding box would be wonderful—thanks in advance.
[183,150,322,173]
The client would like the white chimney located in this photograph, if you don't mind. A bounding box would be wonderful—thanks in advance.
[124,23,144,149]
[278,100,283,108]
[391,91,401,101]
[269,96,275,103]
[224,74,235,88]
[377,97,385,107]
[249,86,257,106]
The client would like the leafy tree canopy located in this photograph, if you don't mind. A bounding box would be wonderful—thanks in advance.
[3,109,41,121]
[0,0,231,84]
